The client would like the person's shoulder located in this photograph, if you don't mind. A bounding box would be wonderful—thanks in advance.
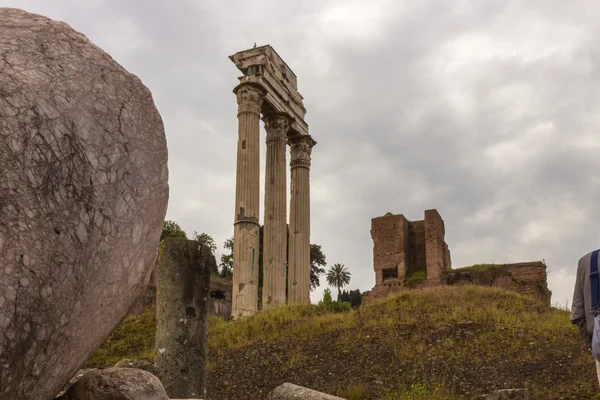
[578,249,600,268]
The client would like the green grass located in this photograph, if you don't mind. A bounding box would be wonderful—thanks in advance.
[404,270,426,287]
[89,285,596,399]
[85,308,156,368]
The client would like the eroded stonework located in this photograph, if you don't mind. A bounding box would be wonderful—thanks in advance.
[371,209,451,289]
[0,8,168,400]
[368,210,550,305]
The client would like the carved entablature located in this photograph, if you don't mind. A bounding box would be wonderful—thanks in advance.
[289,136,316,169]
[263,113,290,142]
[236,85,263,115]
[230,45,309,137]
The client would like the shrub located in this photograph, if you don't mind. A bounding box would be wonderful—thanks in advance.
[322,288,333,306]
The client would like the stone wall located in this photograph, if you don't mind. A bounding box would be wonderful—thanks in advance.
[443,262,550,306]
[368,210,550,306]
[208,277,233,319]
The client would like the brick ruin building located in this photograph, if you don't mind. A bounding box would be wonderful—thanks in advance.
[368,209,551,305]
[371,209,451,289]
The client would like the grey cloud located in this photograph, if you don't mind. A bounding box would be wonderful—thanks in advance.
[5,0,600,304]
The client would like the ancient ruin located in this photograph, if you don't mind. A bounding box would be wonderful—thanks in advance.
[230,45,315,317]
[155,238,212,399]
[0,9,168,400]
[369,210,551,305]
[371,209,451,289]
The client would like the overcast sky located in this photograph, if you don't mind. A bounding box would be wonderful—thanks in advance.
[7,0,600,306]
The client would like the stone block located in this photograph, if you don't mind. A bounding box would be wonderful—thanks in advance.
[155,238,213,399]
[267,383,346,399]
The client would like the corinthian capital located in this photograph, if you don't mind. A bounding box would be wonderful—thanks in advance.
[235,85,264,115]
[289,135,316,169]
[263,113,290,142]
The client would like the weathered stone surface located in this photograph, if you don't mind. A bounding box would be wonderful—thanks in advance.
[155,238,212,399]
[55,369,94,398]
[0,8,168,400]
[267,383,345,400]
[287,135,315,305]
[208,275,232,319]
[484,388,528,400]
[115,359,158,375]
[57,368,168,400]
[370,209,451,291]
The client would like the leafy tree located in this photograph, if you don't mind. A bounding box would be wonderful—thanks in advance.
[219,237,234,279]
[193,231,218,274]
[310,244,326,290]
[326,263,351,301]
[161,220,187,241]
[340,290,350,303]
[349,289,362,308]
[192,231,217,253]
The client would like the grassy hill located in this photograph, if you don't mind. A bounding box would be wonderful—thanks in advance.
[87,286,599,399]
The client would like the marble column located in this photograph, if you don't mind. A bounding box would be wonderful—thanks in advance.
[262,113,290,308]
[287,135,314,304]
[232,84,263,317]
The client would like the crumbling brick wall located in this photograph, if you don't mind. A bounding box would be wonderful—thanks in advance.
[371,209,451,290]
[425,209,448,284]
[371,213,410,285]
[368,210,550,306]
[443,262,550,306]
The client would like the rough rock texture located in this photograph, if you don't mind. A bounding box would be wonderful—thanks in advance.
[57,368,168,400]
[54,369,94,398]
[485,388,528,400]
[443,262,551,306]
[155,238,212,399]
[115,359,158,375]
[0,8,168,400]
[267,383,345,400]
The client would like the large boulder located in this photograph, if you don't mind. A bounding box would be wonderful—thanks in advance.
[57,368,168,400]
[0,8,169,400]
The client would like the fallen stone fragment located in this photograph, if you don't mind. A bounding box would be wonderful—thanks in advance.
[57,368,168,400]
[484,388,528,400]
[267,383,346,400]
[0,7,168,400]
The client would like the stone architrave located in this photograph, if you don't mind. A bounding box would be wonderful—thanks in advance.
[288,135,315,304]
[262,113,290,308]
[232,84,263,317]
[0,9,168,400]
[155,238,213,399]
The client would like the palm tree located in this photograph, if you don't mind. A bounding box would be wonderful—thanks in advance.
[326,263,351,301]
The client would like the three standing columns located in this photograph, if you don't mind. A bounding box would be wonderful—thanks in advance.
[287,136,313,304]
[232,83,314,318]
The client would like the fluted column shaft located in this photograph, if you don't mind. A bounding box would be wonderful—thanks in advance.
[262,114,290,308]
[288,136,314,304]
[232,84,263,318]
